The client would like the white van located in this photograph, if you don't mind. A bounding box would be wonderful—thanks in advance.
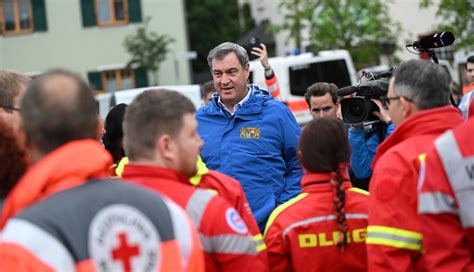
[95,85,202,118]
[249,50,358,125]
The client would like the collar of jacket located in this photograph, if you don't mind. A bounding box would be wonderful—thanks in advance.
[373,105,463,166]
[205,84,273,117]
[300,172,351,193]
[122,164,190,186]
[0,139,112,229]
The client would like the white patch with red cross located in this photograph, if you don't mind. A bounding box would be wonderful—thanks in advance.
[88,204,159,272]
[225,208,248,234]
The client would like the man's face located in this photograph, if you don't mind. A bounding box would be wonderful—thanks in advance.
[467,62,474,84]
[0,88,25,145]
[211,52,250,108]
[387,77,403,126]
[174,113,203,177]
[309,93,339,119]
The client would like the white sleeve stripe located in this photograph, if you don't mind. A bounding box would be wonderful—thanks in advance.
[164,198,193,268]
[1,218,75,271]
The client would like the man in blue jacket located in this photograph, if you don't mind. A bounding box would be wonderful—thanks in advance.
[196,42,302,231]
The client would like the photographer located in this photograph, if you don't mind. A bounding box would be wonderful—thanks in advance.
[348,99,395,185]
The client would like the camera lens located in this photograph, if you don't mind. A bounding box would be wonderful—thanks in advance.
[350,102,364,117]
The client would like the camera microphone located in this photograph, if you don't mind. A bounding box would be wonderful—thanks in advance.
[337,85,358,97]
[408,31,455,50]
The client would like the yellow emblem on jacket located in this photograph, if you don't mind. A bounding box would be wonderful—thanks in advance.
[240,127,260,139]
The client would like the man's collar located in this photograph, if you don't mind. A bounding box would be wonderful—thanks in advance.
[217,86,251,115]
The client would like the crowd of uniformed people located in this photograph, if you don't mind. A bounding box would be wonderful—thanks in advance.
[0,42,473,271]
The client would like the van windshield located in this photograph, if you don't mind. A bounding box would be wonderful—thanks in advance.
[289,60,352,96]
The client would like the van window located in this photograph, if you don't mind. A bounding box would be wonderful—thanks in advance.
[289,60,352,96]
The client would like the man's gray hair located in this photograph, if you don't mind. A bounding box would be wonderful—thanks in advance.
[207,42,249,70]
[392,59,450,110]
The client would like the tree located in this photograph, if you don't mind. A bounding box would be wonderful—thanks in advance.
[273,0,399,68]
[420,0,474,49]
[124,17,174,85]
[185,0,255,77]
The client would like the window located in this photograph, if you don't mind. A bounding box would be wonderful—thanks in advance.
[1,0,32,34]
[102,68,135,92]
[0,0,47,35]
[81,0,142,28]
[96,0,127,26]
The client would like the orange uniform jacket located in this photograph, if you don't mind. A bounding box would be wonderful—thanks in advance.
[122,164,267,272]
[0,140,203,272]
[418,118,474,271]
[367,106,464,271]
[264,172,369,272]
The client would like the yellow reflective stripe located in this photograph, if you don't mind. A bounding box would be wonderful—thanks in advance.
[206,189,218,196]
[115,157,129,177]
[366,225,423,251]
[418,153,427,163]
[253,234,267,252]
[264,193,308,235]
[189,155,209,186]
[348,187,369,196]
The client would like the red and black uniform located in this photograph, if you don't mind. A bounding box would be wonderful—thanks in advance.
[366,106,464,271]
[0,140,203,272]
[418,118,474,271]
[122,164,267,272]
[264,172,369,272]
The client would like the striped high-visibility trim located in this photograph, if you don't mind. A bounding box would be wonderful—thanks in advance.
[418,192,458,214]
[186,190,214,228]
[264,193,308,235]
[348,187,369,196]
[366,225,423,251]
[115,156,129,177]
[199,234,258,255]
[253,234,267,252]
[434,130,474,228]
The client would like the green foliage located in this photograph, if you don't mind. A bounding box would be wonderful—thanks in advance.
[274,0,399,69]
[186,0,254,73]
[420,0,474,50]
[124,17,174,85]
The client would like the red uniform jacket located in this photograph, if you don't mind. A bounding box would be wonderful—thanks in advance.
[122,164,266,272]
[418,118,474,271]
[264,172,369,272]
[367,106,464,271]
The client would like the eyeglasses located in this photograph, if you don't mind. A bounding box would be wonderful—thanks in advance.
[382,96,413,106]
[311,106,334,114]
[0,105,21,112]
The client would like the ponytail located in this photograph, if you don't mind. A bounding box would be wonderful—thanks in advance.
[331,166,347,251]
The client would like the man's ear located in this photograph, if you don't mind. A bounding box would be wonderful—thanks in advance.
[156,134,175,163]
[400,97,418,119]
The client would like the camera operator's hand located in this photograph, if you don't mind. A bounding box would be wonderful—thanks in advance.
[251,43,272,75]
[371,99,391,124]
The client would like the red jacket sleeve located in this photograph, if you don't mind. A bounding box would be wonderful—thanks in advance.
[264,218,292,272]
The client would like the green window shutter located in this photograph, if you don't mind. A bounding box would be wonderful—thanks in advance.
[32,0,48,32]
[87,71,102,91]
[81,0,97,27]
[135,67,148,87]
[128,0,142,23]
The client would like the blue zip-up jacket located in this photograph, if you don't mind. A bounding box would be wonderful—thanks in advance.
[348,122,395,179]
[196,84,302,231]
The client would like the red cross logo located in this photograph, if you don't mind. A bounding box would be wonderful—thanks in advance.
[111,232,140,272]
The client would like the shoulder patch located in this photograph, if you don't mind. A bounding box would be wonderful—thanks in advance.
[225,208,248,234]
[240,127,260,139]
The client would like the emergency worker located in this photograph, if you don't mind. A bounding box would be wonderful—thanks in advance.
[0,70,204,272]
[366,60,464,271]
[264,117,368,271]
[121,89,266,271]
[418,115,474,271]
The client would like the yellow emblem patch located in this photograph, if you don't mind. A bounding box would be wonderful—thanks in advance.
[240,127,260,139]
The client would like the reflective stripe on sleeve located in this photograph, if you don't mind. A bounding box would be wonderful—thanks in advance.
[418,192,458,214]
[348,187,369,196]
[186,189,214,228]
[1,218,75,271]
[366,225,423,251]
[253,234,267,252]
[282,213,368,240]
[435,130,474,227]
[264,193,308,235]
[199,234,258,255]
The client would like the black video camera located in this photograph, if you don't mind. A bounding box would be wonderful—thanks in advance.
[337,70,392,124]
